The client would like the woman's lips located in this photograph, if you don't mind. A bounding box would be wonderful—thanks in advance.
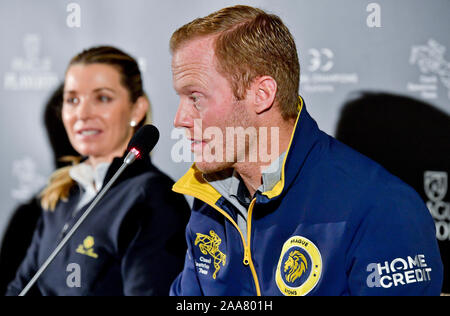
[75,129,103,139]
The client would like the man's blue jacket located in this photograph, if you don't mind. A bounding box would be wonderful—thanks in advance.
[170,98,443,296]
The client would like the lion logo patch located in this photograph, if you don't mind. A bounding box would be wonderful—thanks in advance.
[276,236,322,296]
[284,250,308,283]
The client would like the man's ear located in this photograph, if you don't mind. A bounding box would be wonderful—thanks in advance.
[252,76,277,115]
[132,95,150,125]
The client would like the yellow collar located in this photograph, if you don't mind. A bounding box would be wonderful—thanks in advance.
[172,96,304,204]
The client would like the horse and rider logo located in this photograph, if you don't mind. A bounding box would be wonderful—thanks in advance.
[276,236,322,296]
[76,236,99,259]
[195,230,226,279]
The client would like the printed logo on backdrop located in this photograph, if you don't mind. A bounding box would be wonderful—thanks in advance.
[11,157,46,202]
[301,48,359,94]
[408,39,450,100]
[3,34,59,91]
[424,171,450,241]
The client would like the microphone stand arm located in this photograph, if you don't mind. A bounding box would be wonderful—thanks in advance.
[19,151,137,296]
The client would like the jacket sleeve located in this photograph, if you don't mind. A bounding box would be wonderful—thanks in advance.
[346,184,444,296]
[170,223,203,296]
[5,216,44,296]
[118,176,190,296]
[0,197,42,296]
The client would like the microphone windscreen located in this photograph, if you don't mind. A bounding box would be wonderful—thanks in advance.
[127,124,160,157]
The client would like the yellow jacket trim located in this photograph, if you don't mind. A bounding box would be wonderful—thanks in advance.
[172,96,305,296]
[173,96,304,202]
[172,164,222,206]
[173,169,261,295]
[261,96,304,199]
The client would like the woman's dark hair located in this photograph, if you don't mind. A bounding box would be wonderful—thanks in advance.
[68,46,148,129]
[41,46,150,211]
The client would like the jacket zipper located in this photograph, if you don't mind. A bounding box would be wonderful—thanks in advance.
[244,199,261,296]
[209,199,261,296]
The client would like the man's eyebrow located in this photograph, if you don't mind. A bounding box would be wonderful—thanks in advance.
[177,84,206,94]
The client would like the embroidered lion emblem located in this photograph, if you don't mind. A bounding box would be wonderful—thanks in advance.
[195,230,226,279]
[284,250,308,284]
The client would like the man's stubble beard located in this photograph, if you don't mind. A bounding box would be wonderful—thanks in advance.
[195,99,253,175]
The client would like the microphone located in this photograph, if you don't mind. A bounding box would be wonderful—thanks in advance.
[19,125,160,296]
[125,124,160,165]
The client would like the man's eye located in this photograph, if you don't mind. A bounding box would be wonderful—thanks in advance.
[190,95,201,109]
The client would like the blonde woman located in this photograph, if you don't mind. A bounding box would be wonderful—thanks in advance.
[7,46,190,296]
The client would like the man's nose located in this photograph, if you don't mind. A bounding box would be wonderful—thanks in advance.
[173,99,195,129]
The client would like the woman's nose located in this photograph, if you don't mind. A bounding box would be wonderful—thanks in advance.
[76,98,93,120]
